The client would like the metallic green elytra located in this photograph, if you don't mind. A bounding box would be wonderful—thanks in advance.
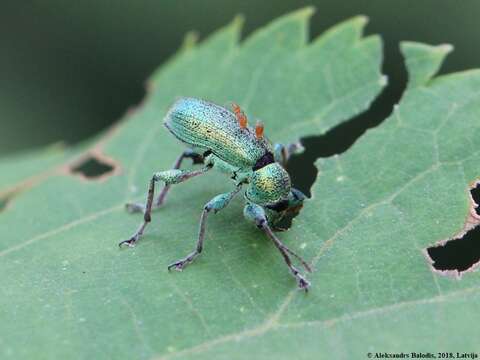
[164,98,270,169]
[120,97,311,291]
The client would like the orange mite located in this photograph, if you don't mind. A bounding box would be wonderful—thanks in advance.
[255,121,264,139]
[231,103,248,128]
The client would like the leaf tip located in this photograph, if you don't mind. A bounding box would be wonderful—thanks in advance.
[312,14,370,49]
[180,31,200,52]
[352,14,369,28]
[437,43,454,54]
[241,7,315,50]
[401,41,453,88]
[292,6,316,20]
[343,15,370,35]
[231,14,246,33]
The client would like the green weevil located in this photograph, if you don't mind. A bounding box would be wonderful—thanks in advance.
[120,97,312,291]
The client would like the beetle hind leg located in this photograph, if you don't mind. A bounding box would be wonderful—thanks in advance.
[119,165,211,248]
[126,149,204,213]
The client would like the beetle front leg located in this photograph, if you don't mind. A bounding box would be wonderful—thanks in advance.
[126,149,204,213]
[273,142,304,168]
[167,186,242,271]
[244,203,312,291]
[119,166,211,248]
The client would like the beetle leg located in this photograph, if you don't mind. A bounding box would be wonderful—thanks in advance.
[273,142,304,168]
[126,149,204,213]
[119,165,212,248]
[244,203,311,291]
[167,185,242,271]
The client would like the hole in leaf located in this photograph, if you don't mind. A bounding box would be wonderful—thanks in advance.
[71,156,115,179]
[427,185,480,274]
[287,43,408,197]
[272,202,305,232]
[0,197,9,212]
[471,183,480,216]
[283,40,407,231]
[0,192,17,213]
[427,225,480,273]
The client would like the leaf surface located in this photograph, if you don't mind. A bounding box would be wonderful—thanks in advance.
[2,9,478,360]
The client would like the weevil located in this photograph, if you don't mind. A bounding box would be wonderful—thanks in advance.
[120,97,312,291]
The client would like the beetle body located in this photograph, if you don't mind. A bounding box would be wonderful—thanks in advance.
[164,98,294,211]
[121,97,311,291]
[164,97,271,169]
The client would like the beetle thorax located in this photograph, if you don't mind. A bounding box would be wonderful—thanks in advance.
[246,163,291,205]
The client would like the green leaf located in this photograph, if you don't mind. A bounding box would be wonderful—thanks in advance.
[190,42,480,358]
[0,144,69,196]
[2,8,478,359]
[0,135,101,198]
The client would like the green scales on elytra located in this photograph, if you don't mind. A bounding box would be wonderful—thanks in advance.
[120,97,312,291]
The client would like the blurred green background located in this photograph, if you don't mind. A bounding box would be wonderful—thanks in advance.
[1,0,480,155]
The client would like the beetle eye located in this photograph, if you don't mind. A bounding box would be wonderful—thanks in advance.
[255,121,264,139]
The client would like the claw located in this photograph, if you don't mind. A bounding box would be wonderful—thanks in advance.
[167,261,186,272]
[167,252,198,272]
[118,237,137,248]
[297,276,310,292]
[290,265,310,292]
